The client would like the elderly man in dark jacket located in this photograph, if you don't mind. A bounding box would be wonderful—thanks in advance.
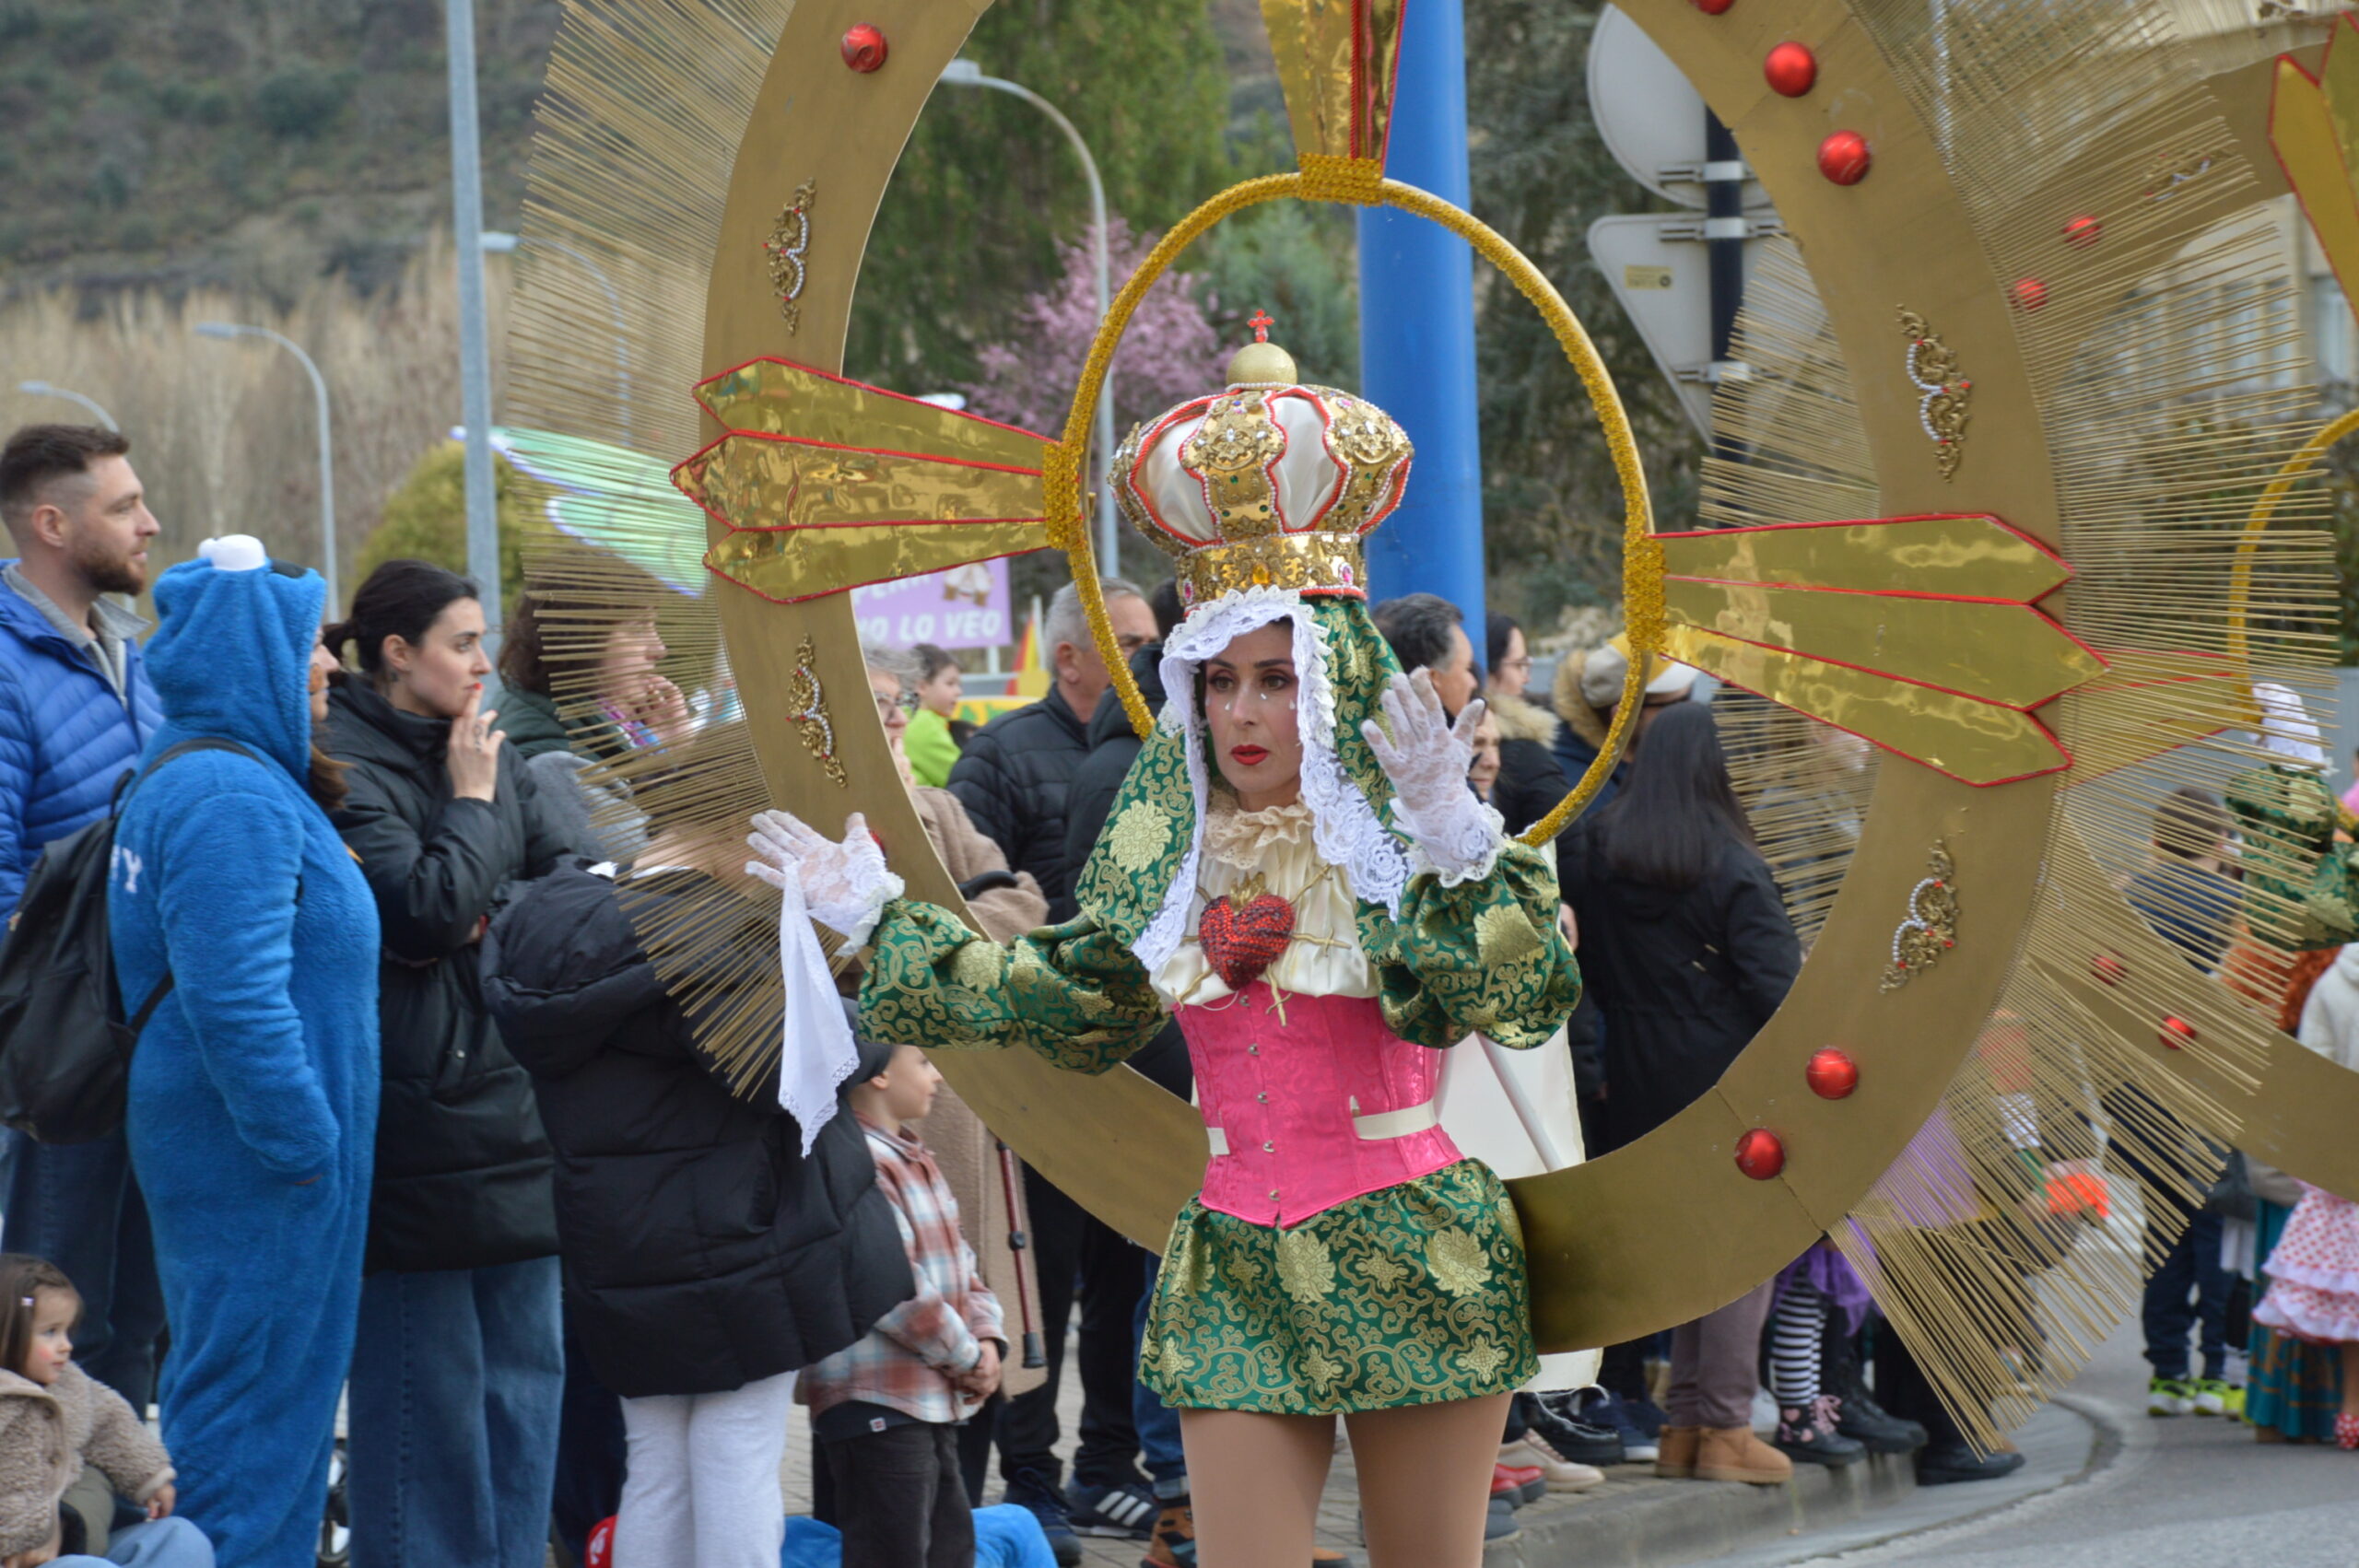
[948,576,1162,1557]
[483,854,912,1568]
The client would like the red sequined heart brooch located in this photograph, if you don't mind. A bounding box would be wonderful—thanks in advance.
[1199,892,1296,991]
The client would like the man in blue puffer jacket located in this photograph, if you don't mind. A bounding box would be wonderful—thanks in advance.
[112,535,380,1568]
[0,423,166,1410]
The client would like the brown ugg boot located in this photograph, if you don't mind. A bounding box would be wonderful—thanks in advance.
[1695,1425,1795,1484]
[1654,1425,1701,1479]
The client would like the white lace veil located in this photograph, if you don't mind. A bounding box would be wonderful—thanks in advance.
[1132,586,1410,975]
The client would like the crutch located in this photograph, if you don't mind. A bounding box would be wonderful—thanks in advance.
[996,1140,1047,1368]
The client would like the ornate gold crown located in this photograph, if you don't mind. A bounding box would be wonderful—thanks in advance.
[1112,323,1413,607]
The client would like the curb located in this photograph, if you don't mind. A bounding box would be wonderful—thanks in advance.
[1480,1450,1923,1567]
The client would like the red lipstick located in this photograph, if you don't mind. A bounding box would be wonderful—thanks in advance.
[1229,744,1269,766]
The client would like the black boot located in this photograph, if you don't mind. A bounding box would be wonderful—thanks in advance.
[1525,1391,1626,1467]
[1774,1399,1868,1467]
[1825,1318,1927,1454]
[1916,1442,2026,1485]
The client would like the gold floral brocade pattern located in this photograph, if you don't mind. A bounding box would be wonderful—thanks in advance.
[1881,840,1958,990]
[763,180,816,333]
[1144,1160,1538,1413]
[788,635,847,789]
[1899,307,1971,481]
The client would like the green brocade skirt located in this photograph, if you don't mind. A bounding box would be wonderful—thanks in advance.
[1139,1158,1539,1414]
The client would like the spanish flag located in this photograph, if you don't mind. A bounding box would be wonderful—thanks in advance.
[1011,604,1050,700]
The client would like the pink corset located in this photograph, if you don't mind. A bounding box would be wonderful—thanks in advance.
[1179,985,1463,1226]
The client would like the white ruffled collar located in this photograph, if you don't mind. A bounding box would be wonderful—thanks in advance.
[1202,797,1318,869]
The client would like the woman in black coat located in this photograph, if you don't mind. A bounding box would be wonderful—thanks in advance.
[481,835,912,1568]
[323,560,570,1568]
[1560,700,1800,1153]
[1558,699,1802,1483]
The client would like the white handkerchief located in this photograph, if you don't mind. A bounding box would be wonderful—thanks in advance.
[774,874,857,1154]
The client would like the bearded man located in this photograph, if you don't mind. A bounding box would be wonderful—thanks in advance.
[0,422,166,1411]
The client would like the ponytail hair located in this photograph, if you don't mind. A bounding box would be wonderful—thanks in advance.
[325,559,478,680]
[0,1254,76,1380]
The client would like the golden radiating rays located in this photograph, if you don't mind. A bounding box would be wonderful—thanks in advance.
[2270,13,2359,313]
[1709,0,2338,1447]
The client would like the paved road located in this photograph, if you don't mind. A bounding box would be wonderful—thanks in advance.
[1684,1319,2359,1568]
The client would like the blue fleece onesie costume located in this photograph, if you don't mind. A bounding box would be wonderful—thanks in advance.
[111,543,380,1568]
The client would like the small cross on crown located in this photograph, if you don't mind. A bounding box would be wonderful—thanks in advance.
[1249,310,1274,343]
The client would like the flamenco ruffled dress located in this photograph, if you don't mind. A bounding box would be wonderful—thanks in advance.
[2253,1186,2359,1348]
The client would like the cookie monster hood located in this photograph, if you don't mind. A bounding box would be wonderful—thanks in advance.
[143,535,326,779]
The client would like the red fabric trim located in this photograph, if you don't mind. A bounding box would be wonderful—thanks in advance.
[1662,576,2110,670]
[1654,511,2072,576]
[702,544,1045,606]
[1696,660,2073,787]
[1129,397,1217,547]
[2270,29,2359,324]
[1682,623,2086,714]
[691,355,1053,448]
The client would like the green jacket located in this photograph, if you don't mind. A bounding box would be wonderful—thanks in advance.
[905,706,962,790]
[494,685,573,760]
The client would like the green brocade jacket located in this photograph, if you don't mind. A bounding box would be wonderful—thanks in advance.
[855,834,1577,1074]
[852,836,1579,1415]
[2229,766,2359,951]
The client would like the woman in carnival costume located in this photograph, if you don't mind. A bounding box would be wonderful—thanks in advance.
[747,336,1579,1568]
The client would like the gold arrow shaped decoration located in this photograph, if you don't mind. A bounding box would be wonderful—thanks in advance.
[674,358,1053,605]
[2271,15,2359,322]
[1659,514,2105,787]
[1260,0,1404,201]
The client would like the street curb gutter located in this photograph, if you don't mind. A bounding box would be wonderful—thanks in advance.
[1479,1452,1923,1567]
[1478,1395,2126,1568]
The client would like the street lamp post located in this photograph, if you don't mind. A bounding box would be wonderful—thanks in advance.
[194,322,339,612]
[482,230,633,446]
[447,0,501,641]
[938,59,1121,572]
[15,382,119,431]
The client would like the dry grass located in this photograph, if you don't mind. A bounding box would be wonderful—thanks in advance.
[0,234,509,614]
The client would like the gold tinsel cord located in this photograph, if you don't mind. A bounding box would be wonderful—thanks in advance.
[1708,0,2335,1450]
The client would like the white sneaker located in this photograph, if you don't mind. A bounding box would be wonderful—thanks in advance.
[1504,1437,1604,1492]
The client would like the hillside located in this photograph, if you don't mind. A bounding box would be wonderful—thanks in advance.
[0,0,1284,301]
[0,0,560,297]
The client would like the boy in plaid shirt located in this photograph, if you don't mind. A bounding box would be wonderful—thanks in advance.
[803,1042,1005,1568]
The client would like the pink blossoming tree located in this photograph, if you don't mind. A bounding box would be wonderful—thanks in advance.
[963,217,1229,439]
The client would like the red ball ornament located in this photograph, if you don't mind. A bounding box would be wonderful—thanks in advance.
[2092,953,2127,988]
[1735,1129,1786,1180]
[1818,131,1872,185]
[839,22,889,73]
[1806,1047,1860,1100]
[2064,214,2103,249]
[1765,42,1817,97]
[2161,1016,2197,1050]
[2012,276,2048,311]
[1694,0,1735,13]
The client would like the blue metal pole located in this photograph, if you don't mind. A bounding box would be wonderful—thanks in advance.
[1357,0,1485,634]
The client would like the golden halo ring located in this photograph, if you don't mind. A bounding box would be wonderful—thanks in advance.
[1043,171,1658,842]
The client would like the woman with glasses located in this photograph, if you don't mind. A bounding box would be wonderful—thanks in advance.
[1480,614,1570,837]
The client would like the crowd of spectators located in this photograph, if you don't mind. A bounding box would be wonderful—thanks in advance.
[3,415,2356,1568]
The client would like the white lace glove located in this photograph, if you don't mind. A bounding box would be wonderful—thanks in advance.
[1361,670,1505,883]
[745,809,904,946]
[2253,683,2327,772]
[743,809,906,1154]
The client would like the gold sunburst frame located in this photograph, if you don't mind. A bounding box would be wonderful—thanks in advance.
[1035,169,1661,840]
[507,0,2359,1446]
